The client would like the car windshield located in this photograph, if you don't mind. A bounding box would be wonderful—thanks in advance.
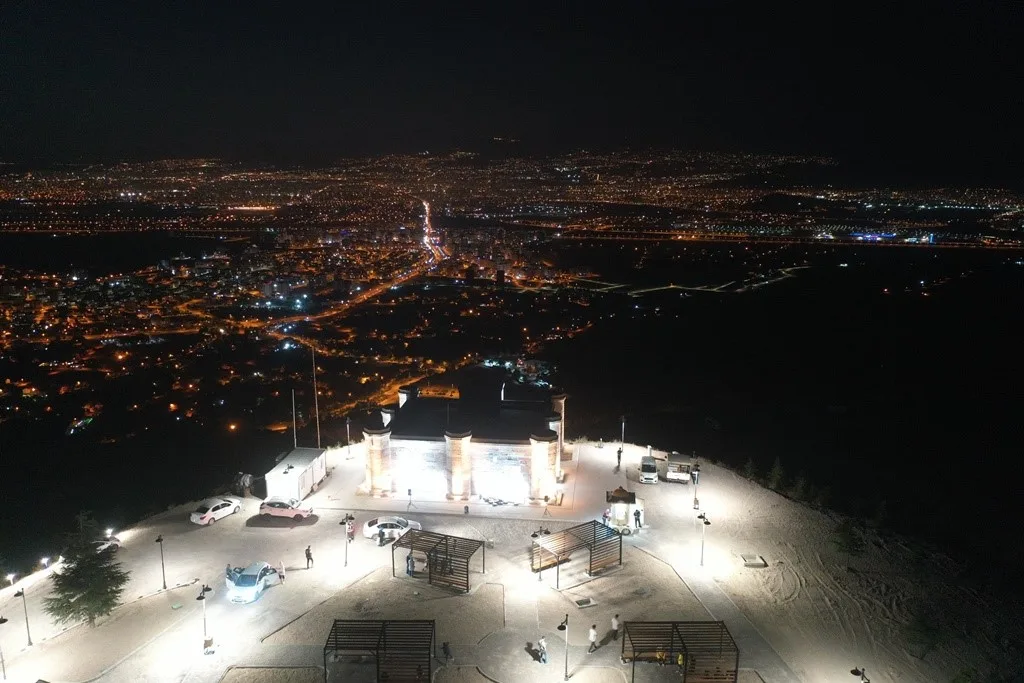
[367,518,378,527]
[195,506,210,514]
[288,499,301,508]
[641,463,657,472]
[234,575,258,587]
[396,519,408,528]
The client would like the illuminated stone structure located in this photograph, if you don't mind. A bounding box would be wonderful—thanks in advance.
[361,372,566,503]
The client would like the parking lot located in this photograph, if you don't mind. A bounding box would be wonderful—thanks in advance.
[0,443,791,683]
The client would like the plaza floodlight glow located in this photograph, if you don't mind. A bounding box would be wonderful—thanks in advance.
[106,528,114,538]
[40,557,50,568]
[5,574,14,586]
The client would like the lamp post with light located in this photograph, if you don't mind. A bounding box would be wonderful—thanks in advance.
[620,415,626,452]
[697,513,711,567]
[12,589,31,646]
[345,417,351,458]
[196,584,212,651]
[340,514,355,567]
[155,535,167,590]
[1,614,8,680]
[851,667,871,682]
[556,614,570,680]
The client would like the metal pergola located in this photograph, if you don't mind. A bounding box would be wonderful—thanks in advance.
[621,621,739,683]
[530,519,622,589]
[323,619,435,683]
[391,529,485,593]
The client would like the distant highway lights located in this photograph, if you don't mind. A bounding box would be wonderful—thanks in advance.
[850,667,871,682]
[697,513,711,567]
[196,584,213,653]
[556,614,570,681]
[12,589,31,647]
[155,535,167,590]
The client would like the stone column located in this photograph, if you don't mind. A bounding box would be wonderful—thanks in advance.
[380,406,396,428]
[363,426,392,497]
[529,430,558,501]
[445,429,473,500]
[551,393,568,461]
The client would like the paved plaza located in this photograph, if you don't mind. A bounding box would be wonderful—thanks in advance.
[0,443,798,683]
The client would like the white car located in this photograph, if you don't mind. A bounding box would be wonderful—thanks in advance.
[190,497,242,525]
[226,561,279,604]
[259,496,314,520]
[362,516,421,540]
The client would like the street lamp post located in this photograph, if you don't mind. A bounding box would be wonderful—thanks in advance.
[0,615,8,680]
[155,535,167,590]
[697,513,711,567]
[345,417,351,459]
[13,589,31,646]
[620,415,625,452]
[557,614,570,680]
[340,514,355,567]
[196,584,212,651]
[851,667,871,682]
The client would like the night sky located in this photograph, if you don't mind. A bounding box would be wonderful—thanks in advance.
[2,2,1021,182]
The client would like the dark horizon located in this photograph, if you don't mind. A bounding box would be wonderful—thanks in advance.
[2,3,1022,186]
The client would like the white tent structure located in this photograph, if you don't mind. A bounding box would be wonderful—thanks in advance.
[264,447,327,501]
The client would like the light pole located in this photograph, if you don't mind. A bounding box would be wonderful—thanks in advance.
[697,513,711,567]
[155,535,167,590]
[13,589,31,646]
[196,584,212,650]
[340,514,355,567]
[345,417,351,459]
[692,453,700,510]
[1,614,8,680]
[620,415,625,452]
[851,667,871,682]
[556,614,570,681]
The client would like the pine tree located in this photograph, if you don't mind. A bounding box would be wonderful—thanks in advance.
[767,457,785,491]
[742,457,758,480]
[44,517,130,627]
[788,473,807,500]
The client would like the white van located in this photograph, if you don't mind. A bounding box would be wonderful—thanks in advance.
[639,455,659,484]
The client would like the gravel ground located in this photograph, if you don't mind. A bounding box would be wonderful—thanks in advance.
[219,666,323,683]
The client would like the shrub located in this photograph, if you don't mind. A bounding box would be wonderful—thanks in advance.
[788,473,807,500]
[742,457,758,480]
[832,519,866,554]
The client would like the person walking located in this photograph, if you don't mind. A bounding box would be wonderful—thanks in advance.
[406,553,415,576]
[278,560,286,583]
[633,508,642,529]
[538,636,548,663]
[602,509,611,526]
[616,447,622,468]
[588,624,598,653]
[305,545,314,569]
[225,563,233,582]
[378,528,386,547]
[442,641,453,664]
[611,614,620,641]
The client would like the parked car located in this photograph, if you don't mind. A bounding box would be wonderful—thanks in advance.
[190,497,242,525]
[259,496,314,520]
[227,561,279,604]
[362,516,421,540]
[94,536,121,553]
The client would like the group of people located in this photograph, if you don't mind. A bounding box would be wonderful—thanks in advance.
[535,614,621,664]
[601,508,643,529]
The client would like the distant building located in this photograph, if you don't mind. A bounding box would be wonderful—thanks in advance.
[361,367,567,503]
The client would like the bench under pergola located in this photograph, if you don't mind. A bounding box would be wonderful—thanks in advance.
[391,529,485,593]
[323,619,435,683]
[621,621,739,683]
[530,519,622,589]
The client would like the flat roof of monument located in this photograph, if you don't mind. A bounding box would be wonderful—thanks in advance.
[389,396,556,441]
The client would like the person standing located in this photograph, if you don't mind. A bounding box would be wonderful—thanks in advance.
[278,560,286,583]
[602,509,611,526]
[588,624,598,653]
[442,641,453,664]
[611,614,620,641]
[633,508,642,529]
[538,636,548,663]
[305,545,314,569]
[225,563,233,582]
[378,528,386,547]
[406,553,415,576]
[616,447,622,468]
